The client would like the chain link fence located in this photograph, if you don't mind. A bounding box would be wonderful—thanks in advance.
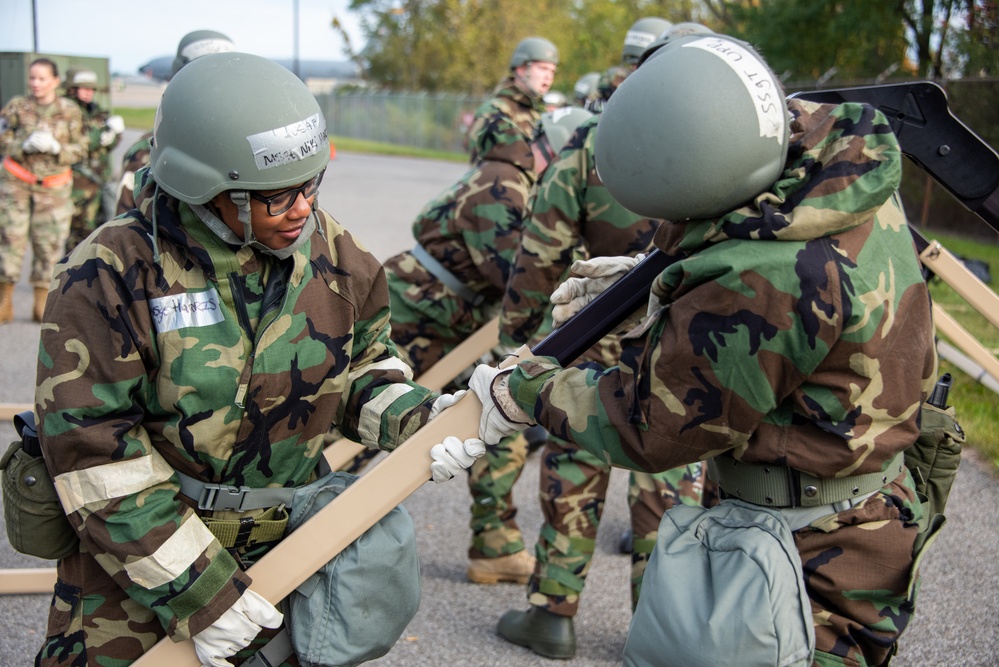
[319,89,488,154]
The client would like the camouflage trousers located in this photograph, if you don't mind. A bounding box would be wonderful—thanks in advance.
[796,472,923,667]
[66,174,103,253]
[0,172,72,286]
[527,437,705,616]
[467,431,532,558]
[37,548,297,666]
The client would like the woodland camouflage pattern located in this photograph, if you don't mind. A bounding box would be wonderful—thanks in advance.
[384,113,538,560]
[386,114,536,375]
[0,95,86,285]
[467,74,543,165]
[499,113,702,617]
[507,100,938,666]
[34,169,436,665]
[66,95,119,250]
[115,130,152,215]
[528,438,704,615]
[499,115,658,348]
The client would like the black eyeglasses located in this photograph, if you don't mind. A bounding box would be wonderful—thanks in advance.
[249,168,326,216]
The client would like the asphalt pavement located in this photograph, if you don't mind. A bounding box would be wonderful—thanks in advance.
[1,142,997,666]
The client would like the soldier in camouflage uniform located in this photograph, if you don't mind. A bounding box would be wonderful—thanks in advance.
[0,57,86,323]
[380,107,593,587]
[466,36,558,165]
[34,53,482,667]
[485,18,704,662]
[63,68,126,251]
[115,29,235,215]
[471,35,937,667]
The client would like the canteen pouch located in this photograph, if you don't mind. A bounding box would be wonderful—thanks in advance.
[0,411,78,560]
[282,471,420,667]
[624,499,814,667]
[906,403,964,555]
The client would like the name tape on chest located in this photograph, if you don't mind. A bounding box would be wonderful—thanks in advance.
[150,289,225,333]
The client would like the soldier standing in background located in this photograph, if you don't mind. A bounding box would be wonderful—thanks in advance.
[466,36,559,165]
[63,68,125,251]
[115,29,235,215]
[0,57,86,323]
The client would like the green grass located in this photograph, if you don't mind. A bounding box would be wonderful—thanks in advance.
[113,107,466,163]
[921,229,999,471]
[113,107,156,129]
[330,137,466,162]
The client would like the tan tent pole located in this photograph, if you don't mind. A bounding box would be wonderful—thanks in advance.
[932,303,999,382]
[0,404,31,421]
[920,239,999,331]
[324,316,499,471]
[0,568,57,595]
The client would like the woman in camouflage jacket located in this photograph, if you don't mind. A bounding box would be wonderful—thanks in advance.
[34,53,481,666]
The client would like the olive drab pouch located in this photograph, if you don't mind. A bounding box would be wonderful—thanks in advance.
[904,401,965,561]
[0,411,79,560]
[624,499,814,667]
[281,471,420,667]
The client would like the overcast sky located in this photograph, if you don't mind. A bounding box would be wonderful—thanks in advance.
[0,0,365,75]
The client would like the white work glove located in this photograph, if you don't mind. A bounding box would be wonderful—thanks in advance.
[428,390,467,420]
[550,254,645,329]
[99,129,117,147]
[22,130,61,155]
[467,364,533,445]
[430,435,487,483]
[192,588,283,667]
[105,114,125,134]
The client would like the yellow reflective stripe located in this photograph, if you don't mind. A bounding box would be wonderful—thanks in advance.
[54,452,176,514]
[125,516,216,589]
[358,383,416,444]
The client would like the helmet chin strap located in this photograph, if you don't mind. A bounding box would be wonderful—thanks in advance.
[192,190,317,260]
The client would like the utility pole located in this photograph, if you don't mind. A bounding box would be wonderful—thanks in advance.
[293,0,300,78]
[32,0,39,52]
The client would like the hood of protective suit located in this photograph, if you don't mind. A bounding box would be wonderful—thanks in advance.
[655,99,903,255]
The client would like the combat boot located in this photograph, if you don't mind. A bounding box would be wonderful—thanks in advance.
[467,549,535,584]
[0,282,14,324]
[33,287,48,323]
[498,606,576,659]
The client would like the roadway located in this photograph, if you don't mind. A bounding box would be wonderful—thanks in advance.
[1,140,997,666]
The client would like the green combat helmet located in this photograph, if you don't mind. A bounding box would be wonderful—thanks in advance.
[509,37,559,69]
[595,34,789,221]
[64,68,99,92]
[537,107,594,155]
[170,29,235,79]
[151,52,330,252]
[621,17,673,65]
[637,22,715,67]
[573,72,601,106]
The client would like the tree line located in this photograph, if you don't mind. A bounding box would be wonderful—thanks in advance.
[334,0,998,94]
